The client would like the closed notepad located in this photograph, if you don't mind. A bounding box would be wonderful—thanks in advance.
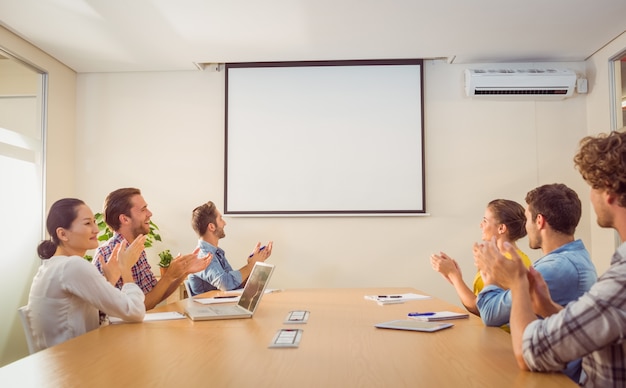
[409,311,469,322]
[374,320,453,332]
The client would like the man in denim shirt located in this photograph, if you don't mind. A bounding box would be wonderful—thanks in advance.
[186,201,273,296]
[476,183,597,382]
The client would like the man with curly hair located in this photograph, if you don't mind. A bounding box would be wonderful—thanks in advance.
[474,130,626,387]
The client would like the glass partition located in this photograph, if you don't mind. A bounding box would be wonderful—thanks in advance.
[610,50,626,131]
[0,47,46,366]
[608,51,626,250]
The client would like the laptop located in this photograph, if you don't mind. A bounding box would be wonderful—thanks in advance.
[184,262,275,321]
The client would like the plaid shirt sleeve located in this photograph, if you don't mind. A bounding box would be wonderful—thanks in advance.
[522,250,626,387]
[92,233,157,294]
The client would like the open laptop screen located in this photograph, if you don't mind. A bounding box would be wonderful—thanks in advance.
[237,262,274,313]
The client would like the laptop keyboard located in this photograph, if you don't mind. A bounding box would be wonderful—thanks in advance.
[209,305,245,314]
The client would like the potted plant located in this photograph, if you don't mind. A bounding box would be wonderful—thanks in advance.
[158,249,173,276]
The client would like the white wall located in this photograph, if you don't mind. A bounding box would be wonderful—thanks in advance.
[75,60,590,309]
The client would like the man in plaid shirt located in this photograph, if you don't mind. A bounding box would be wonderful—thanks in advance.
[94,188,211,310]
[475,130,626,387]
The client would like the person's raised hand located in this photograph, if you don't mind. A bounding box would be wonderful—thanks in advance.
[186,247,212,274]
[98,249,121,285]
[248,241,273,263]
[116,234,147,270]
[527,266,561,317]
[473,237,527,289]
[430,252,461,284]
[167,247,212,278]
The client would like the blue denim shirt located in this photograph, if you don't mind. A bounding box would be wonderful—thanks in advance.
[186,240,243,296]
[477,239,597,327]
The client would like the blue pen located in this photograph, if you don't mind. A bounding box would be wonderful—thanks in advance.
[408,312,435,317]
[248,245,266,258]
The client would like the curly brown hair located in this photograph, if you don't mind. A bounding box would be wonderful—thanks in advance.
[574,130,626,207]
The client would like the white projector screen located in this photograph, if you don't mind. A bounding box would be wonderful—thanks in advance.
[225,59,424,216]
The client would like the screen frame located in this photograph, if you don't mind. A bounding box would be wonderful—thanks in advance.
[224,59,425,216]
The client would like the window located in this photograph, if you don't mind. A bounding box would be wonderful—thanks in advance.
[0,48,46,365]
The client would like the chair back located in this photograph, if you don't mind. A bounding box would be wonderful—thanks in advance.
[18,306,36,354]
[184,279,193,298]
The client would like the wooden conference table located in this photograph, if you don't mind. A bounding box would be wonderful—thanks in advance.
[1,287,574,387]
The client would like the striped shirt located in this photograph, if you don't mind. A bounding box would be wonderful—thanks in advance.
[523,242,626,387]
[93,233,157,294]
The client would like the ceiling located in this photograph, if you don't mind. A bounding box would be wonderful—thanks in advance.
[0,0,625,73]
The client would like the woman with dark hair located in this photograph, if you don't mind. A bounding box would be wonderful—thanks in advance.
[430,199,531,316]
[26,198,146,352]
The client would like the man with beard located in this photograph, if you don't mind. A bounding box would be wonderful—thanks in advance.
[186,200,272,296]
[94,188,211,310]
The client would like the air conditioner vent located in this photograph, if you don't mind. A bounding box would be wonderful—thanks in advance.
[474,89,569,95]
[465,68,577,99]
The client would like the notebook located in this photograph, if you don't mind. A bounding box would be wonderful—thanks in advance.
[408,311,469,322]
[184,262,275,321]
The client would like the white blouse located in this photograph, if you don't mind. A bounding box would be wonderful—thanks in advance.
[26,255,145,352]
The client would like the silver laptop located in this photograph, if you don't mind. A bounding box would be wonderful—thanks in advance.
[184,262,275,321]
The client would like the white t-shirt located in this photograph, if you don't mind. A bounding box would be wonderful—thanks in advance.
[26,255,145,352]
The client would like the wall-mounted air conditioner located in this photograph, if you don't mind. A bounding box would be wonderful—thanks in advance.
[465,68,577,99]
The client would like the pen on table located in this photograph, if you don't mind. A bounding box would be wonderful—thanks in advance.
[407,312,435,317]
[248,245,266,258]
[214,295,238,299]
[378,295,402,298]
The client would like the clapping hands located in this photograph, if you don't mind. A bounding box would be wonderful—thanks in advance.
[98,234,147,285]
[247,241,273,264]
[472,237,527,289]
[166,247,212,279]
[430,252,461,284]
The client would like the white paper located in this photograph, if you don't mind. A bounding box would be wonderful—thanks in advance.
[109,311,186,324]
[191,288,282,304]
[364,292,432,304]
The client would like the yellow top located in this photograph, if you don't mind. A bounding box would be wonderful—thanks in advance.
[472,249,532,295]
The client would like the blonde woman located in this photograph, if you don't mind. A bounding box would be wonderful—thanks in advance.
[430,199,531,315]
